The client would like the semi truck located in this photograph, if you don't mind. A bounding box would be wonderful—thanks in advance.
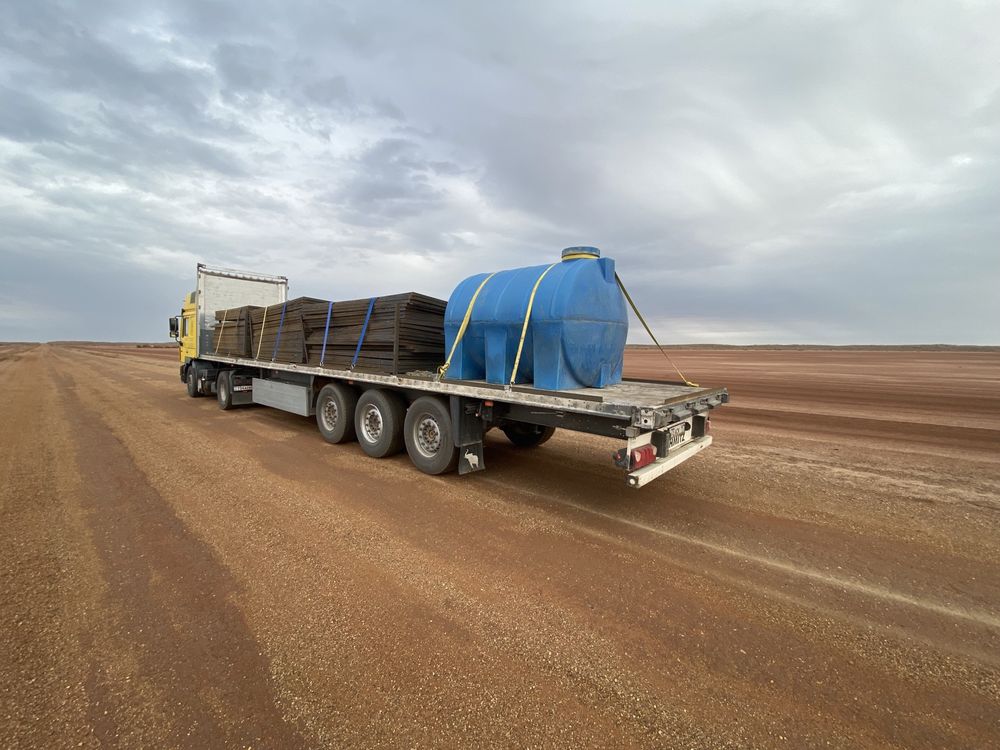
[169,263,728,488]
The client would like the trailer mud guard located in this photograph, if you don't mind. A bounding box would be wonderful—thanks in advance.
[451,396,486,474]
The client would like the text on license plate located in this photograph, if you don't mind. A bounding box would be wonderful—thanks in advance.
[667,422,687,448]
[233,385,252,392]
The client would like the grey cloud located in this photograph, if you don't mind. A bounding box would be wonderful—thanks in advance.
[0,86,70,142]
[372,98,405,121]
[16,109,248,181]
[327,138,454,225]
[168,0,270,38]
[1,248,190,341]
[214,42,276,96]
[2,11,210,125]
[0,0,998,344]
[303,75,353,108]
[95,107,249,176]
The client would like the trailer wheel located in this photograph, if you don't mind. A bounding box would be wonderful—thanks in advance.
[355,389,404,458]
[186,367,202,398]
[502,423,556,448]
[217,371,233,410]
[404,396,458,475]
[316,383,358,444]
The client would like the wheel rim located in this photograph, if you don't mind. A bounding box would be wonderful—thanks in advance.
[220,380,227,400]
[360,404,383,443]
[413,414,442,458]
[320,398,338,431]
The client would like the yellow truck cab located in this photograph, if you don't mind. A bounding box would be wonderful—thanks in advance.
[168,291,199,364]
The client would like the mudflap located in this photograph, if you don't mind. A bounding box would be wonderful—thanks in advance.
[451,395,486,475]
[230,371,255,406]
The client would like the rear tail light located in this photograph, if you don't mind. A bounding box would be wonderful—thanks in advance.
[629,445,657,470]
[613,444,659,471]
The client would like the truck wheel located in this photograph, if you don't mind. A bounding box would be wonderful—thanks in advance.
[502,423,556,448]
[316,383,358,444]
[217,371,233,410]
[186,367,202,398]
[404,396,458,475]
[355,389,405,458]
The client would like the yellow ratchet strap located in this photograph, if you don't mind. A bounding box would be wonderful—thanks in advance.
[509,262,560,385]
[214,308,227,354]
[255,305,269,359]
[615,272,699,388]
[437,272,498,380]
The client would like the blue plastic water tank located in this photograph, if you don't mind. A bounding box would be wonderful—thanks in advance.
[443,247,628,389]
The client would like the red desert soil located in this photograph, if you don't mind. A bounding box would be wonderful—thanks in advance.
[1,343,998,748]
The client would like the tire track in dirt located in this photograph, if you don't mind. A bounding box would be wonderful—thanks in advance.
[474,435,1000,614]
[484,478,1000,636]
[10,344,999,749]
[66,344,1000,643]
[0,346,97,749]
[40,349,306,748]
[51,345,721,748]
[54,345,1000,749]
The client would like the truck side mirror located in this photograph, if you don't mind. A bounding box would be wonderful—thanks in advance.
[169,316,179,339]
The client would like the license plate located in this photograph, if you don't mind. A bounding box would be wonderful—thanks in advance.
[233,385,252,392]
[667,422,687,449]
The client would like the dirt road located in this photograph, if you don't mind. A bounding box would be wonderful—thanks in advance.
[2,343,998,748]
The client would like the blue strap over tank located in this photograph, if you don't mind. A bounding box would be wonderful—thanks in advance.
[350,297,377,369]
[271,301,288,361]
[319,300,334,366]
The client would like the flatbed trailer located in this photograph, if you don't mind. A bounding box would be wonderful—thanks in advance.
[173,264,728,488]
[184,353,727,488]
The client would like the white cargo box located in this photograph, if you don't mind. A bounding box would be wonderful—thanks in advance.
[196,264,288,357]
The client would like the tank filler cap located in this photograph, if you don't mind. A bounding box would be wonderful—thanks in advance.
[561,246,600,260]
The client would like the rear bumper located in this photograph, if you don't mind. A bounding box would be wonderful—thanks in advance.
[626,435,712,488]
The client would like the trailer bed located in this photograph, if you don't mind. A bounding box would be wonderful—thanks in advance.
[202,353,728,429]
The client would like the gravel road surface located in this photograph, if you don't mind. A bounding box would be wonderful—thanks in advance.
[1,343,998,748]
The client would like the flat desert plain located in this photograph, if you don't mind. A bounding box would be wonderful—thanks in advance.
[1,343,998,748]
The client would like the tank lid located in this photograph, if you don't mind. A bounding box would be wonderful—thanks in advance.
[562,246,600,261]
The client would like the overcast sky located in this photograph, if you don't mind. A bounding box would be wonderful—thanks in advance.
[1,0,998,344]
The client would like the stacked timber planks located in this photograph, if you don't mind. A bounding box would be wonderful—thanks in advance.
[212,293,447,374]
[247,297,326,363]
[302,293,446,372]
[212,306,260,357]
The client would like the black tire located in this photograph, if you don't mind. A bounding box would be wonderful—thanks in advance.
[217,371,233,410]
[186,367,201,398]
[404,396,458,475]
[315,383,358,444]
[355,389,405,458]
[502,422,556,448]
